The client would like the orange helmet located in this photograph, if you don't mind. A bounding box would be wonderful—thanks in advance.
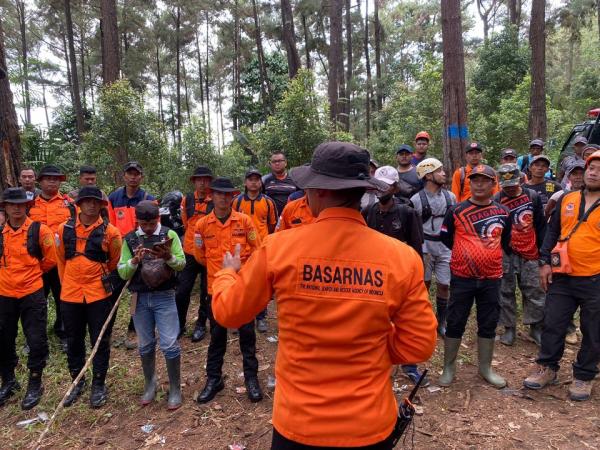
[585,150,600,168]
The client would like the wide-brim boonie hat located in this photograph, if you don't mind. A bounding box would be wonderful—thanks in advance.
[290,142,389,191]
[37,164,66,181]
[210,177,239,193]
[1,187,32,205]
[190,165,214,181]
[75,186,108,205]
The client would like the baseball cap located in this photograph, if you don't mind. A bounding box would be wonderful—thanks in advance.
[497,163,521,187]
[566,160,586,177]
[75,186,107,205]
[190,166,213,180]
[123,161,143,174]
[529,139,544,148]
[465,142,483,153]
[135,200,159,220]
[501,148,518,159]
[245,169,262,179]
[415,131,431,142]
[396,144,414,154]
[37,164,66,181]
[374,166,400,185]
[573,136,588,146]
[467,164,496,180]
[290,142,389,191]
[79,165,97,175]
[530,155,551,166]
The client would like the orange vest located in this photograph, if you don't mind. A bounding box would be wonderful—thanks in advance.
[28,193,74,234]
[0,218,57,298]
[232,193,277,239]
[56,217,122,303]
[211,207,437,447]
[560,191,600,276]
[181,192,213,255]
[277,195,315,231]
[193,210,261,294]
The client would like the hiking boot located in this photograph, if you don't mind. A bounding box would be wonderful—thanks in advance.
[529,323,543,347]
[402,365,430,387]
[0,372,20,407]
[165,356,182,410]
[124,331,137,350]
[523,364,558,390]
[245,377,263,403]
[569,379,593,401]
[196,377,224,404]
[90,374,108,408]
[191,323,207,343]
[439,337,461,387]
[499,327,516,346]
[435,298,447,337]
[256,319,268,333]
[21,372,43,410]
[565,330,578,345]
[63,375,86,407]
[140,352,157,406]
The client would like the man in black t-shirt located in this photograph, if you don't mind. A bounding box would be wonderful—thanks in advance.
[261,152,299,216]
[524,155,561,208]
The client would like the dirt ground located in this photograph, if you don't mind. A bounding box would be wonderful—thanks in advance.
[1,295,599,450]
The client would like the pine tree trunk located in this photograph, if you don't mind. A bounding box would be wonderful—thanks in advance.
[182,58,191,123]
[194,31,206,128]
[233,0,240,130]
[374,0,383,111]
[37,64,50,129]
[88,65,95,111]
[65,0,85,140]
[441,0,469,172]
[61,24,74,107]
[0,18,22,190]
[281,0,301,78]
[175,7,182,146]
[100,0,120,84]
[79,22,86,109]
[16,1,31,125]
[156,44,164,126]
[251,0,273,112]
[345,0,353,131]
[528,0,546,140]
[205,12,212,142]
[361,0,372,137]
[302,14,311,69]
[328,0,343,127]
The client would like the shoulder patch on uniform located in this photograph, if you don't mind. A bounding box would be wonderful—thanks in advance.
[43,234,53,247]
[194,233,203,247]
[247,229,257,241]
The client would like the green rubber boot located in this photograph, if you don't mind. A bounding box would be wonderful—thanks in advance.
[439,337,462,387]
[477,337,507,388]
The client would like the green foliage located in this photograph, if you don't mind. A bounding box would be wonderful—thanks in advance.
[368,56,443,166]
[253,69,330,169]
[81,79,169,193]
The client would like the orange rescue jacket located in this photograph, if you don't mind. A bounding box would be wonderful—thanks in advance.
[212,207,437,447]
[28,193,74,234]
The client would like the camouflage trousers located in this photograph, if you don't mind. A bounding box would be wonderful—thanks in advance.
[499,253,545,328]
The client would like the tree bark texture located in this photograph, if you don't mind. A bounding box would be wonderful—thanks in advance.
[64,0,85,139]
[0,19,22,190]
[100,0,120,84]
[328,0,344,127]
[281,0,301,78]
[251,0,273,112]
[302,14,311,69]
[16,1,31,125]
[345,0,353,131]
[362,0,372,137]
[175,7,182,145]
[374,0,383,111]
[528,0,546,140]
[441,0,469,172]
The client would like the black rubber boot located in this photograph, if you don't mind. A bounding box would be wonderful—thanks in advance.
[21,371,43,410]
[499,327,516,346]
[0,371,20,407]
[63,372,86,407]
[90,374,108,408]
[140,352,157,406]
[165,356,182,410]
[436,297,448,337]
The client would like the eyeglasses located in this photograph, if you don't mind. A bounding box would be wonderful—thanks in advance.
[270,159,286,164]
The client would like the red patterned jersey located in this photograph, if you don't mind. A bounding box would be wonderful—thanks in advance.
[440,200,511,279]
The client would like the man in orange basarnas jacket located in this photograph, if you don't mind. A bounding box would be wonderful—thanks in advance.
[212,142,437,449]
[0,188,56,410]
[56,187,122,409]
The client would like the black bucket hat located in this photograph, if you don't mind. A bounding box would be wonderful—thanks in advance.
[190,166,214,181]
[1,187,32,205]
[75,186,107,205]
[210,177,239,193]
[37,164,66,181]
[290,142,389,191]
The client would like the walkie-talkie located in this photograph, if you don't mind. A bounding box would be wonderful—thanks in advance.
[391,369,428,447]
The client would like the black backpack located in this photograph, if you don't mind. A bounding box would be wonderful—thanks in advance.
[185,193,214,220]
[418,189,453,224]
[0,221,43,260]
